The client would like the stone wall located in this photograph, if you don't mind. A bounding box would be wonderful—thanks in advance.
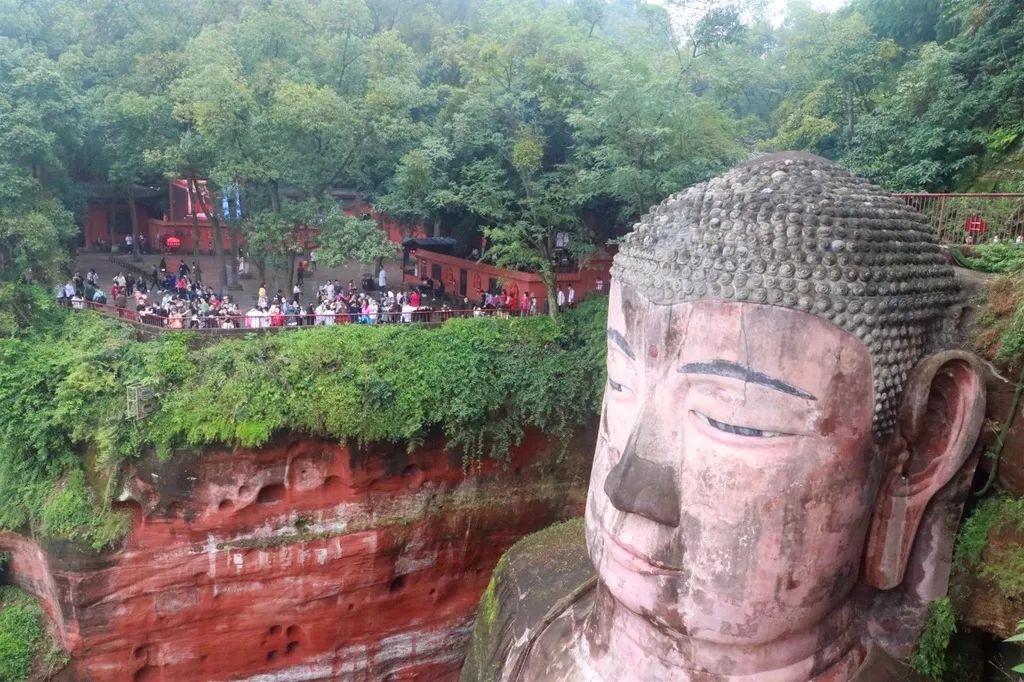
[0,429,593,681]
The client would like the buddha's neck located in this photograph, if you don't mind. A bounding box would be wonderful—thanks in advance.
[579,581,863,681]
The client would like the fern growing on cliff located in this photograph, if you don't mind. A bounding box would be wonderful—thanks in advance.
[910,597,957,680]
[1007,620,1024,674]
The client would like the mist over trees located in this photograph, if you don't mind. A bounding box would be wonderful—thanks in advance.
[1,0,1022,306]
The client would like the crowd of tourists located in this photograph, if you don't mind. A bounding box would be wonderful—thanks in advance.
[56,259,589,329]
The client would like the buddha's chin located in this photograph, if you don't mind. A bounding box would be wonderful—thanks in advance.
[599,527,683,576]
[592,533,686,626]
[593,536,814,647]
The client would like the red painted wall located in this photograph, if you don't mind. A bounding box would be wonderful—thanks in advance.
[403,249,613,302]
[0,430,592,681]
[84,203,153,250]
[146,220,234,254]
[375,212,427,243]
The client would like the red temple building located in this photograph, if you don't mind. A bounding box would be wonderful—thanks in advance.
[401,245,612,302]
[81,181,611,300]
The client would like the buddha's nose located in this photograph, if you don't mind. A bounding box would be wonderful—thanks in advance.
[603,419,681,527]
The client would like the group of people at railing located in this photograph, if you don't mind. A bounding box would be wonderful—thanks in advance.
[56,258,559,330]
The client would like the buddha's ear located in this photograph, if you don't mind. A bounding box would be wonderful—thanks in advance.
[863,350,986,590]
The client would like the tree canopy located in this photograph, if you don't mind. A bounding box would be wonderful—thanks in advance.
[1,0,1023,318]
[743,0,1024,191]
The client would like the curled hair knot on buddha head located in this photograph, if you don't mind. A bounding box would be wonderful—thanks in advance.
[611,152,962,437]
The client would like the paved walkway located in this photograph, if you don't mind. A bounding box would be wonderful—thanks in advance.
[74,251,408,307]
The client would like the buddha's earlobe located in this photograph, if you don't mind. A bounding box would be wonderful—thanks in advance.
[863,351,986,590]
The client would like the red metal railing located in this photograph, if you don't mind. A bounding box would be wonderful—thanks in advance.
[61,299,543,331]
[894,193,1024,244]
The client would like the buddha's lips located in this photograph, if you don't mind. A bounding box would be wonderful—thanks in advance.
[601,528,683,576]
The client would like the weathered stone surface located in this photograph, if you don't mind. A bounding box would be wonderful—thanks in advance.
[463,153,987,681]
[955,522,1024,640]
[460,518,591,682]
[948,266,1024,496]
[1,429,592,681]
[975,371,1024,496]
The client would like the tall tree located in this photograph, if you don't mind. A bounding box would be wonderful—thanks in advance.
[0,39,79,330]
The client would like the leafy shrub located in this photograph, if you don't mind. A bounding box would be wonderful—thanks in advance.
[0,587,46,681]
[910,597,957,680]
[0,297,609,548]
[951,243,1024,273]
[39,470,129,551]
[1007,619,1024,674]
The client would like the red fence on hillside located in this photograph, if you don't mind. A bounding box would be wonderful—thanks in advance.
[895,193,1024,244]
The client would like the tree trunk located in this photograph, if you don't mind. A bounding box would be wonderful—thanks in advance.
[269,181,281,213]
[541,266,558,319]
[541,232,558,318]
[288,245,297,291]
[187,177,201,258]
[192,182,229,290]
[432,213,441,238]
[229,224,241,289]
[269,182,283,292]
[209,211,229,290]
[127,184,140,261]
[845,86,856,141]
[107,194,116,254]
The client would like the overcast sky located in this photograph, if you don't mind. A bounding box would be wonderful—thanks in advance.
[767,0,850,23]
[665,0,852,31]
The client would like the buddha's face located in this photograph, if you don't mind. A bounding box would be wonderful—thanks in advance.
[585,282,882,645]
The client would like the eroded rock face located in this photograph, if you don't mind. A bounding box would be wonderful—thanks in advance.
[1,430,592,681]
[977,370,1024,496]
[955,267,1024,496]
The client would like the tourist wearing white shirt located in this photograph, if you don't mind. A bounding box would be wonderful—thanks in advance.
[245,307,260,328]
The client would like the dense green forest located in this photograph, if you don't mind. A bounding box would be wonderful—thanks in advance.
[2,0,1023,322]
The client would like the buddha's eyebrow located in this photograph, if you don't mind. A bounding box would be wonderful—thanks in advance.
[678,360,817,401]
[607,329,635,360]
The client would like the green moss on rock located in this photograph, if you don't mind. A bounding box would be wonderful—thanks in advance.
[954,495,1024,578]
[479,553,509,631]
[910,597,957,680]
[461,517,589,682]
[950,494,1024,644]
[0,586,67,681]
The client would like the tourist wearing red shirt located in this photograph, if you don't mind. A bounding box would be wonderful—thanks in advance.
[270,306,285,327]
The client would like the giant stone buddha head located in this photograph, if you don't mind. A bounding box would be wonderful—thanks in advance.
[584,153,985,678]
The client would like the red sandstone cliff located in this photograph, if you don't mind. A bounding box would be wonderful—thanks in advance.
[1,430,592,681]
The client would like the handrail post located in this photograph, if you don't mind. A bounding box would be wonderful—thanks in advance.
[937,195,947,242]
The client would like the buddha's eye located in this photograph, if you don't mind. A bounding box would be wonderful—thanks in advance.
[608,378,624,392]
[693,411,787,438]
